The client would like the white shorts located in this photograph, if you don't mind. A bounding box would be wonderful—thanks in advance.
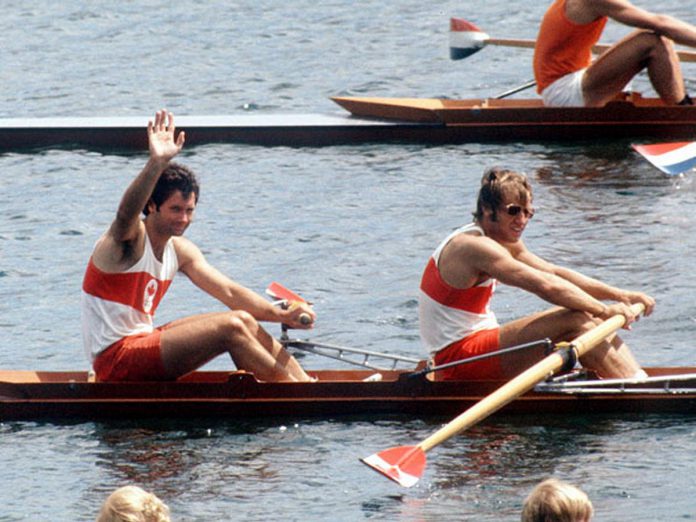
[541,69,587,107]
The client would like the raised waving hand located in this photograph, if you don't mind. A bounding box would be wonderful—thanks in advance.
[148,109,185,163]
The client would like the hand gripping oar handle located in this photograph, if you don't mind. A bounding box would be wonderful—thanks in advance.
[287,301,312,325]
[266,282,313,326]
[417,303,645,453]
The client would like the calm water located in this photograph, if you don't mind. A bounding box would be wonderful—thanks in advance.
[3,1,696,520]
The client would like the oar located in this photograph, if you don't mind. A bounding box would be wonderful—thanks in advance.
[632,141,696,175]
[265,282,312,326]
[361,303,645,487]
[449,17,696,63]
[266,282,307,304]
[494,79,537,99]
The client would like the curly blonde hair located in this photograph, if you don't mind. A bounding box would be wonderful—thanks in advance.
[96,485,170,522]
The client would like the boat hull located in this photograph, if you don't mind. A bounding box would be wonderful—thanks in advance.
[2,367,696,421]
[331,94,696,142]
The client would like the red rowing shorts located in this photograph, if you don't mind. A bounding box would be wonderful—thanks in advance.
[432,328,501,380]
[93,326,168,382]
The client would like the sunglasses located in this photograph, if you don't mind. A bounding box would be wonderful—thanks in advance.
[504,203,535,219]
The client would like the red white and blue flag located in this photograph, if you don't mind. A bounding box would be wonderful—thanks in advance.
[632,141,696,175]
[449,18,489,60]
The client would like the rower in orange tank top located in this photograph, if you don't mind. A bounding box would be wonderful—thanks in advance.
[534,0,606,94]
[533,0,696,107]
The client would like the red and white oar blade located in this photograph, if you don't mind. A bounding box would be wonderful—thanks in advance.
[360,445,426,488]
[449,18,490,60]
[632,141,696,175]
[265,282,307,303]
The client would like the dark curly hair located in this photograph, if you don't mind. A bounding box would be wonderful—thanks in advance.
[474,167,532,222]
[143,162,200,216]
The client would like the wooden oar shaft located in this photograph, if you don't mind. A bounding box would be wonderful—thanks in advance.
[487,38,696,63]
[417,303,645,453]
[487,38,535,50]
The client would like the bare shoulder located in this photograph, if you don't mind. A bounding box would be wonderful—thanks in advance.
[439,232,509,287]
[171,236,205,267]
[447,231,507,258]
[566,0,629,23]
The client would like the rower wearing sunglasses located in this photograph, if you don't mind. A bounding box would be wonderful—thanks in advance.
[418,167,654,381]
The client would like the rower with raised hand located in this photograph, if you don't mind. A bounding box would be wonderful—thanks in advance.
[81,109,315,383]
[418,167,655,381]
[534,0,696,107]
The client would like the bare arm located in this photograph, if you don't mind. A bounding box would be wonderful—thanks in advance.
[462,236,650,323]
[110,110,186,243]
[516,247,655,315]
[470,238,606,314]
[91,110,186,271]
[175,238,315,329]
[581,0,696,47]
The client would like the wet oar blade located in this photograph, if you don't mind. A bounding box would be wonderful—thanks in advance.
[361,445,426,488]
[449,18,489,60]
[632,141,696,175]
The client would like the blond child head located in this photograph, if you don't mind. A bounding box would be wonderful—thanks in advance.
[96,485,170,522]
[521,478,593,522]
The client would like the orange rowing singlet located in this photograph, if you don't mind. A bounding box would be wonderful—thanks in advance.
[533,0,607,93]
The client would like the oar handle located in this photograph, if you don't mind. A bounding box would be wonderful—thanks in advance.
[266,283,314,327]
[571,303,644,358]
[487,38,696,63]
[417,303,645,453]
[287,301,313,326]
[487,38,535,49]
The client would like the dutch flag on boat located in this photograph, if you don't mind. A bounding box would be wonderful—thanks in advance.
[632,141,696,175]
[449,18,489,60]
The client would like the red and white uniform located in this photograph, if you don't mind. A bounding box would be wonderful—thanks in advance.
[81,233,178,362]
[419,223,498,355]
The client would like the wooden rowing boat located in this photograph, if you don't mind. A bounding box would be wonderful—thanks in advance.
[4,92,696,151]
[331,93,696,142]
[3,366,696,421]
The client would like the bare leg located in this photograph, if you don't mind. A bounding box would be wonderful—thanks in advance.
[159,311,312,382]
[499,307,642,378]
[583,30,685,107]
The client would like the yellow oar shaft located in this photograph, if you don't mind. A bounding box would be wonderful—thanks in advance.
[487,38,696,63]
[418,303,645,453]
